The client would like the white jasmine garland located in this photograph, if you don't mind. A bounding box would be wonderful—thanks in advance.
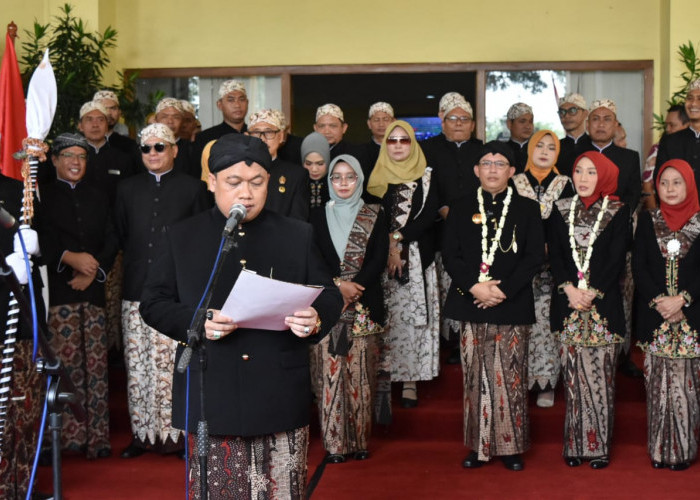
[568,194,608,289]
[477,186,513,282]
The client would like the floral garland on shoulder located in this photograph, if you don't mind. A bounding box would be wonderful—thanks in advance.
[568,194,608,289]
[477,186,513,282]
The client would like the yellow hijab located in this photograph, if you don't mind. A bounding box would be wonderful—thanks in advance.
[524,130,560,184]
[367,120,427,199]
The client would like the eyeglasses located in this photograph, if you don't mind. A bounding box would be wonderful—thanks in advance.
[386,137,411,145]
[140,143,168,154]
[59,152,87,161]
[444,115,473,123]
[248,129,280,140]
[478,160,510,169]
[558,107,582,117]
[330,174,358,185]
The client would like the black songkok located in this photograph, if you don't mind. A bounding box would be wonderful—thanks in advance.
[208,134,272,173]
[52,133,89,155]
[480,140,516,167]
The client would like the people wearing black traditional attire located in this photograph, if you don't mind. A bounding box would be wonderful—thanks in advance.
[139,133,342,500]
[363,102,395,170]
[314,104,369,185]
[505,102,534,173]
[367,120,441,408]
[301,132,331,210]
[634,159,700,471]
[155,97,198,179]
[247,109,309,220]
[557,93,592,177]
[191,79,249,174]
[655,80,700,198]
[421,93,483,358]
[443,141,544,471]
[512,130,574,408]
[93,90,143,175]
[549,151,629,469]
[309,154,388,463]
[0,174,45,499]
[115,123,211,459]
[37,133,119,459]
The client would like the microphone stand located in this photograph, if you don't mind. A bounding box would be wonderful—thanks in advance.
[176,224,240,500]
[0,244,85,500]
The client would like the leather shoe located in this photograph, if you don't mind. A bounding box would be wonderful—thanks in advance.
[96,448,111,459]
[670,462,690,471]
[590,458,609,469]
[326,453,346,464]
[120,443,145,459]
[501,454,524,471]
[651,460,666,469]
[37,449,52,467]
[354,450,370,461]
[565,457,582,467]
[462,451,485,469]
[619,358,643,378]
[400,397,418,408]
[177,449,187,460]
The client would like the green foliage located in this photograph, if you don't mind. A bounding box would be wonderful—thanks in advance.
[18,3,151,138]
[487,71,549,94]
[654,41,700,131]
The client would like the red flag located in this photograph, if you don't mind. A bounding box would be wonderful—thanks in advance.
[0,29,27,181]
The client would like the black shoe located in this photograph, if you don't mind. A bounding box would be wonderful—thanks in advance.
[651,460,666,469]
[565,457,583,467]
[670,462,690,471]
[177,449,187,460]
[30,492,53,500]
[446,347,461,365]
[619,358,643,378]
[590,458,609,469]
[462,451,485,469]
[354,450,370,460]
[326,453,346,464]
[96,448,111,459]
[400,397,418,408]
[120,442,145,459]
[501,454,524,471]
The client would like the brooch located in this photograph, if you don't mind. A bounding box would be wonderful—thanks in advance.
[472,213,483,224]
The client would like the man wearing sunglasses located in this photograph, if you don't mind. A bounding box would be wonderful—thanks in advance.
[556,93,592,177]
[115,123,211,460]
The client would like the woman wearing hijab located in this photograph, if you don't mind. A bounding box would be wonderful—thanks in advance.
[301,132,331,210]
[512,130,574,408]
[633,159,700,471]
[548,151,630,469]
[309,154,388,463]
[367,120,440,408]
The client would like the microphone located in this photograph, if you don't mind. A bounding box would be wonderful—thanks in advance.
[0,206,19,231]
[223,204,247,237]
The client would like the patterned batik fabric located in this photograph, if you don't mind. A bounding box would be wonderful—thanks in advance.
[0,340,43,500]
[434,252,460,341]
[122,300,183,449]
[48,302,110,458]
[560,342,620,459]
[188,427,309,500]
[383,252,440,382]
[310,334,380,455]
[527,265,560,390]
[104,252,123,351]
[460,322,531,461]
[644,354,700,465]
[620,252,634,354]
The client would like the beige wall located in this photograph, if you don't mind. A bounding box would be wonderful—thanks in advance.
[2,0,700,119]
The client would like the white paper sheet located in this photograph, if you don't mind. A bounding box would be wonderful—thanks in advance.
[221,269,323,330]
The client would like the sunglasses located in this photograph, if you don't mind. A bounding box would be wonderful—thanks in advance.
[558,107,582,117]
[386,137,411,145]
[140,143,168,154]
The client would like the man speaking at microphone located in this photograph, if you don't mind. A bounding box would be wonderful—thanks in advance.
[140,133,342,499]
